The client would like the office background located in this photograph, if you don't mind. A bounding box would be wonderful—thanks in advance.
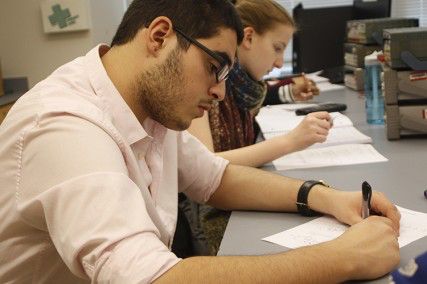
[0,0,426,88]
[0,0,128,88]
[279,0,427,63]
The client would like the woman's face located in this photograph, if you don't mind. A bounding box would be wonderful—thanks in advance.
[238,24,294,81]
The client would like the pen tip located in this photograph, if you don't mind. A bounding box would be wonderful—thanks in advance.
[362,181,372,201]
[362,181,371,189]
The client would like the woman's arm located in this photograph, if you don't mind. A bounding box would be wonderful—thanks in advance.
[187,112,214,151]
[188,111,332,168]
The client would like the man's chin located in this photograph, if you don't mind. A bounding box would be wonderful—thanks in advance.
[162,119,190,131]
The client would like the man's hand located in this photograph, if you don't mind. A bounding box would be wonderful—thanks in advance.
[284,111,332,151]
[324,216,400,280]
[291,76,320,101]
[324,190,401,234]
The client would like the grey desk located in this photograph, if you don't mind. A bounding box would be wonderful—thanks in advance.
[218,88,427,283]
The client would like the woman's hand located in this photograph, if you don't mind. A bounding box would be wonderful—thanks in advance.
[291,77,320,101]
[284,111,332,151]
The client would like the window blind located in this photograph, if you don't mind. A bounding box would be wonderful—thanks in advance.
[392,0,427,27]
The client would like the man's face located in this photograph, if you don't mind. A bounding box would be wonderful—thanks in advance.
[136,28,237,131]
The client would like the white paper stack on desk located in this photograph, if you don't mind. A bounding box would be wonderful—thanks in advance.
[257,104,372,147]
[255,104,388,170]
[304,72,345,92]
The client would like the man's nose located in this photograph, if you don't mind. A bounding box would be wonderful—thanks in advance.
[273,56,284,68]
[209,80,226,101]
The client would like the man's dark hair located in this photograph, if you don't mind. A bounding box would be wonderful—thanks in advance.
[111,0,244,49]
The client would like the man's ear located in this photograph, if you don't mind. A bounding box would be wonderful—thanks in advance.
[241,26,255,50]
[146,16,174,56]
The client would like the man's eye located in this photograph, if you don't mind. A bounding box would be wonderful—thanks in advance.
[210,63,218,74]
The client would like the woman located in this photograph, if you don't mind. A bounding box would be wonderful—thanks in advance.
[184,0,332,255]
[188,0,331,168]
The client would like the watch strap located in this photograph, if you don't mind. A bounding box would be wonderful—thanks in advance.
[296,180,328,216]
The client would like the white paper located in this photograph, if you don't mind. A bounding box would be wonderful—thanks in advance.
[263,66,293,80]
[263,70,327,83]
[316,82,346,92]
[272,144,387,170]
[305,71,329,84]
[317,127,372,147]
[262,103,317,111]
[263,127,372,149]
[263,206,427,249]
[255,104,382,169]
[256,108,353,134]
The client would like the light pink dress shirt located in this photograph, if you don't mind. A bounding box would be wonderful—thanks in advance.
[0,45,229,283]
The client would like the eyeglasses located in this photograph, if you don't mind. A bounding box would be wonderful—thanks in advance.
[174,27,231,83]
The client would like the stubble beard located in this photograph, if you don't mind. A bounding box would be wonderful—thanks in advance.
[136,47,190,130]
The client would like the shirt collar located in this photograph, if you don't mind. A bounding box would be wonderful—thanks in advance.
[84,44,167,145]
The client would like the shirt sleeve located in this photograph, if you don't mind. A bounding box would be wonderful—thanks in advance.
[263,78,294,105]
[17,114,180,283]
[279,84,295,103]
[177,131,229,204]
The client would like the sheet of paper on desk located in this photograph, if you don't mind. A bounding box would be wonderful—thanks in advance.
[304,71,329,84]
[256,105,377,166]
[262,103,317,111]
[303,71,345,92]
[272,144,387,170]
[256,108,353,133]
[264,127,372,149]
[316,82,346,92]
[262,206,427,249]
[295,70,345,91]
[263,70,328,83]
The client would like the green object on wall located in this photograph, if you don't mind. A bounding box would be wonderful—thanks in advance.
[48,4,79,29]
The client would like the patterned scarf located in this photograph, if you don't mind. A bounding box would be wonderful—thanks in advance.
[208,62,266,152]
[227,61,266,111]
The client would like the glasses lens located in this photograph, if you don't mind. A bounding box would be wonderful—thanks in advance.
[217,64,230,82]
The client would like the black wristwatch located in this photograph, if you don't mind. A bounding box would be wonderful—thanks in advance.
[296,180,329,216]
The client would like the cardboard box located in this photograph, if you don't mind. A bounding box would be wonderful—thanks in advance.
[344,43,381,68]
[383,27,427,69]
[344,65,365,91]
[383,66,427,104]
[386,104,427,140]
[347,18,418,45]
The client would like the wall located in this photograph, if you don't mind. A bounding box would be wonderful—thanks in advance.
[0,0,126,87]
[89,0,127,46]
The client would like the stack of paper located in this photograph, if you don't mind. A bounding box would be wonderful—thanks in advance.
[262,206,427,249]
[269,144,387,170]
[255,104,387,170]
[256,104,372,148]
[304,71,345,92]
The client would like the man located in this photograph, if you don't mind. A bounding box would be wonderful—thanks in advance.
[0,0,400,283]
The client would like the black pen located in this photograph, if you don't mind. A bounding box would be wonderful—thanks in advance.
[362,181,372,219]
